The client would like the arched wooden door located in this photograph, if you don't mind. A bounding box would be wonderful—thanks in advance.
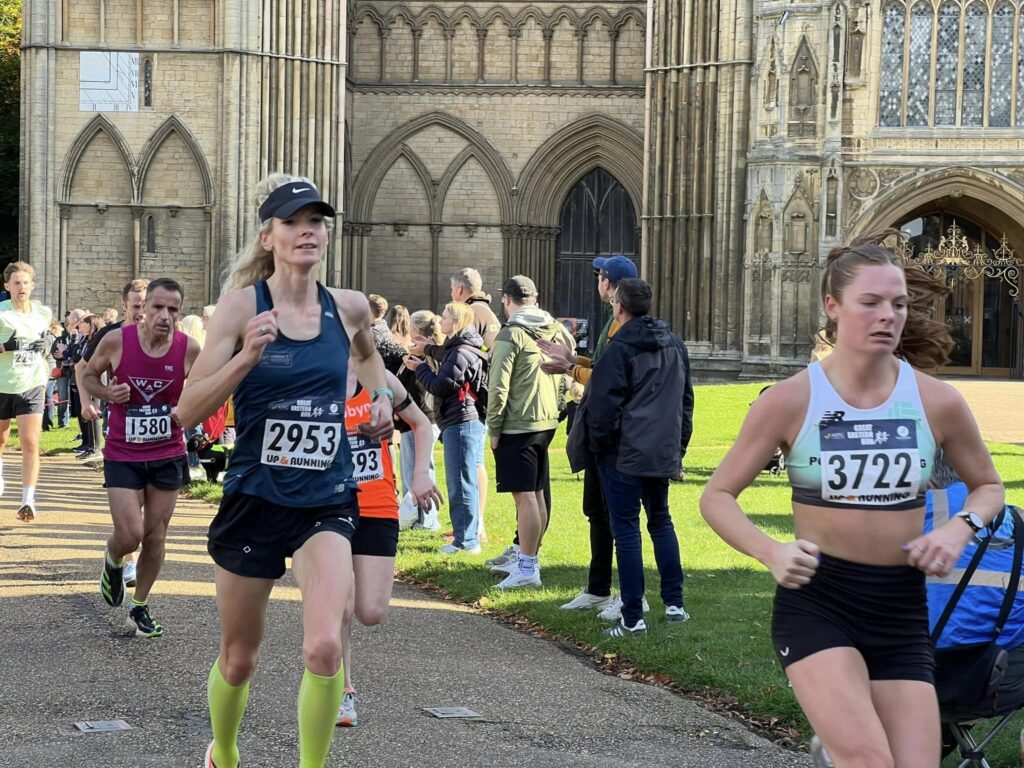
[554,168,638,353]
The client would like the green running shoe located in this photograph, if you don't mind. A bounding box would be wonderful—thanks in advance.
[100,552,124,607]
[127,603,163,638]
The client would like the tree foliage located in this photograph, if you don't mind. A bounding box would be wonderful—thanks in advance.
[0,0,20,262]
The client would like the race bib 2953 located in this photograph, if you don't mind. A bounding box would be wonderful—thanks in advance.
[261,397,344,470]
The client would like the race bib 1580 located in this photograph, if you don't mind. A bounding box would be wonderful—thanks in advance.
[261,397,344,470]
[818,418,923,506]
[125,403,172,444]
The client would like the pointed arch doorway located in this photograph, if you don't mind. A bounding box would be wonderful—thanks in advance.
[554,168,638,353]
[899,210,1022,376]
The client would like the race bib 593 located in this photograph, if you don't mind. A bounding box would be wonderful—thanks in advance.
[817,418,923,506]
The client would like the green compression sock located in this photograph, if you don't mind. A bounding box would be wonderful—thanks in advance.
[297,665,345,768]
[207,658,249,768]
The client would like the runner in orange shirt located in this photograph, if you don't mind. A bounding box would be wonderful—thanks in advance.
[338,367,441,726]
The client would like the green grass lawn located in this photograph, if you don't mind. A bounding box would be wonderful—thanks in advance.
[28,386,1024,761]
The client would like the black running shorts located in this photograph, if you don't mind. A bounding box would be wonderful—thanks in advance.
[104,456,188,491]
[351,517,399,558]
[771,553,934,683]
[0,386,45,420]
[208,492,359,579]
[493,429,555,493]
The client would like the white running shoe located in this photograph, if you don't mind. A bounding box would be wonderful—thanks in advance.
[336,691,358,727]
[665,605,690,623]
[484,545,518,568]
[439,543,481,555]
[560,589,614,611]
[123,559,137,587]
[495,564,542,590]
[597,595,650,622]
[604,618,648,637]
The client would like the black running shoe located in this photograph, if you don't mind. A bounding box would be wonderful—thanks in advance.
[127,603,163,638]
[100,553,124,607]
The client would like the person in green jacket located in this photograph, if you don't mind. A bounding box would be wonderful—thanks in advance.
[487,275,575,590]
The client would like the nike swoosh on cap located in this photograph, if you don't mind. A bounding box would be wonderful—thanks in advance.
[292,188,311,194]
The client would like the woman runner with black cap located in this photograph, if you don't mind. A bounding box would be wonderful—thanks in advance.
[177,173,394,768]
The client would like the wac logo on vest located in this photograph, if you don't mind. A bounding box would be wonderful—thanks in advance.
[129,377,173,403]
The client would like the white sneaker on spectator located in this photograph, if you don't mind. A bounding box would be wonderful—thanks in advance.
[665,605,690,623]
[597,595,650,622]
[495,564,541,590]
[439,543,482,555]
[560,589,613,611]
[484,545,518,568]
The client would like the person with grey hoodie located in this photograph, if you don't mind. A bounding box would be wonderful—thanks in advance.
[487,275,575,589]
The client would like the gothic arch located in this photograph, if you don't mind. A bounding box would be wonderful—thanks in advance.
[350,111,515,221]
[481,6,517,27]
[849,167,1024,240]
[611,7,645,32]
[515,6,549,29]
[137,115,214,205]
[581,8,615,31]
[436,145,502,219]
[449,5,483,28]
[549,6,581,31]
[59,114,135,201]
[353,6,384,28]
[385,5,419,29]
[516,114,643,226]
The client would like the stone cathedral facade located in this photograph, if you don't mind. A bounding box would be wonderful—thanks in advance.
[20,0,1024,378]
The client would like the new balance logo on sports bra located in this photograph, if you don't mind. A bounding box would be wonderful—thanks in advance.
[816,418,923,506]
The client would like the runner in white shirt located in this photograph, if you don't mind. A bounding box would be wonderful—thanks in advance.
[0,262,53,521]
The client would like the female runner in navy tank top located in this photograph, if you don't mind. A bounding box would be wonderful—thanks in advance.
[701,233,1005,767]
[176,174,395,768]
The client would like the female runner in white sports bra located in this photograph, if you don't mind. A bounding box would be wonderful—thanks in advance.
[701,234,1005,767]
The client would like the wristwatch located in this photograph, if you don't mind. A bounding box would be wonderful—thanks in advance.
[956,511,985,533]
[370,386,395,405]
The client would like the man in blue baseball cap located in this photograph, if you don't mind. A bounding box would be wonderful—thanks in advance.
[538,253,642,620]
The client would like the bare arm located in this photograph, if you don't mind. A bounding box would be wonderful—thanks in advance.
[81,332,130,405]
[388,370,443,510]
[176,288,277,429]
[334,289,394,442]
[699,378,821,588]
[904,378,1005,574]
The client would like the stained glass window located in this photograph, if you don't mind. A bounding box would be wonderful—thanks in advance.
[962,3,988,127]
[907,3,933,126]
[1017,9,1024,125]
[990,3,1014,127]
[879,2,906,126]
[935,3,960,126]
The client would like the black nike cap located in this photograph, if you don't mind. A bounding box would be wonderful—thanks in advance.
[258,181,336,225]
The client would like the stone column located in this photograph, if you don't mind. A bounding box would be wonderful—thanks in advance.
[58,205,71,317]
[429,224,443,308]
[131,205,144,277]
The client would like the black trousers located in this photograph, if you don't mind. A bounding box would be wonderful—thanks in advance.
[583,458,614,597]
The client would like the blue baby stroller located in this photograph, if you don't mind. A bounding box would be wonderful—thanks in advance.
[927,484,1024,767]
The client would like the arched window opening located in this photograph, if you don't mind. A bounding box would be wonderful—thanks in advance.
[144,214,156,254]
[554,168,638,349]
[142,58,153,108]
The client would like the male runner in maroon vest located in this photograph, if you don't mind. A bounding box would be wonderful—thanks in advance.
[82,278,201,637]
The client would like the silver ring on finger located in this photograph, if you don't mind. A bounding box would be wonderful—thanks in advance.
[932,559,946,568]
[258,324,268,335]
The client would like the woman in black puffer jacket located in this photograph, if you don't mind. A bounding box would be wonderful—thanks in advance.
[405,302,485,554]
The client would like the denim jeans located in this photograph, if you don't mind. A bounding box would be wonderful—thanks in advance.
[56,374,71,427]
[400,424,441,525]
[442,420,481,550]
[43,378,57,429]
[597,459,684,626]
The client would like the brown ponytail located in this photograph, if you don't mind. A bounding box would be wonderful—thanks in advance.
[820,230,954,369]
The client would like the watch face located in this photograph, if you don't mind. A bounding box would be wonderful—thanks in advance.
[964,512,984,530]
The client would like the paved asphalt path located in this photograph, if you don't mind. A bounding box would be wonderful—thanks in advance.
[0,452,811,767]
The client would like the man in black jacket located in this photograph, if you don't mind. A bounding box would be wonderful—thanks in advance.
[585,278,694,637]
